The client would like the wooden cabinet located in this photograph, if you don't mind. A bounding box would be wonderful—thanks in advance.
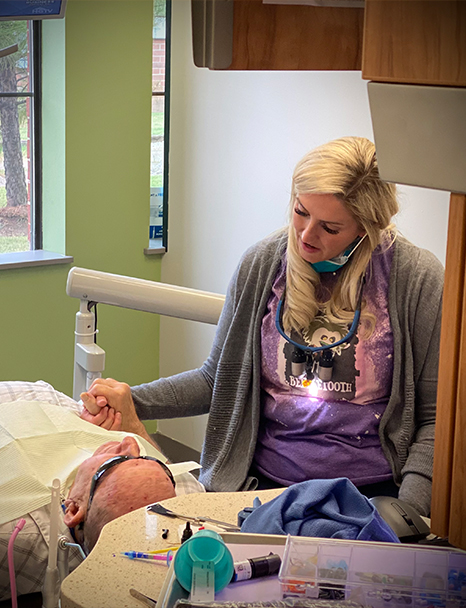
[229,1,363,70]
[192,0,364,71]
[362,0,466,86]
[431,193,466,550]
[193,0,466,78]
[362,0,466,549]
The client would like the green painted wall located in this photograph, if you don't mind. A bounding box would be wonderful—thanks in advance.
[0,0,162,399]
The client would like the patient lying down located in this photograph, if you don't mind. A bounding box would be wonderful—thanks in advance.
[0,381,203,601]
[63,435,177,553]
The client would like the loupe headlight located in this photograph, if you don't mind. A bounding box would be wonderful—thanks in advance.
[276,276,365,384]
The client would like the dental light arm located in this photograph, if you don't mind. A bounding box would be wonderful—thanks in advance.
[66,267,225,400]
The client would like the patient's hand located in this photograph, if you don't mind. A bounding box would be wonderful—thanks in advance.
[80,392,107,415]
[83,378,165,452]
[80,392,122,431]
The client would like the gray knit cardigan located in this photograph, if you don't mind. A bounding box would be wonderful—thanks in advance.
[132,232,444,516]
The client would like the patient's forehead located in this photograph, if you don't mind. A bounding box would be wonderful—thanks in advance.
[94,459,176,512]
[69,437,141,500]
[104,458,169,485]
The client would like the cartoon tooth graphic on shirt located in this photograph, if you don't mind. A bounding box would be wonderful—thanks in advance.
[303,318,351,355]
[283,314,359,400]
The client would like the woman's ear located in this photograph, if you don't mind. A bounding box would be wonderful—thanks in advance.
[63,499,86,528]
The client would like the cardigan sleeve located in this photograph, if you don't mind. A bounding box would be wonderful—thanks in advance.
[397,244,444,516]
[130,240,267,421]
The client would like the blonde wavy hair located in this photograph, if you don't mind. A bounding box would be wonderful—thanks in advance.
[284,137,399,337]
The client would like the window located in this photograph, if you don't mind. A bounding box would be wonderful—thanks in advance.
[149,0,170,251]
[0,20,41,254]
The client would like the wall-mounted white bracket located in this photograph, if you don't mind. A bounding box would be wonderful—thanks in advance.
[72,300,106,401]
[67,267,225,401]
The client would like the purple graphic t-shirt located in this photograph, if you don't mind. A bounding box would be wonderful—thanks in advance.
[253,245,395,487]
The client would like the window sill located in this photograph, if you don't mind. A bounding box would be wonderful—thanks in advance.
[144,238,166,255]
[0,250,74,270]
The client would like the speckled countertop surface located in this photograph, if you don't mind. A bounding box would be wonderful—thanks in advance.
[60,488,284,608]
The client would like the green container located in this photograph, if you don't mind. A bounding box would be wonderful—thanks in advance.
[174,530,234,593]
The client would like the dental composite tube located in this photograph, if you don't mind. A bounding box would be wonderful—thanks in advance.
[231,553,282,582]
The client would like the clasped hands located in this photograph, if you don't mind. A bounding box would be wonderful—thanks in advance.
[80,378,141,434]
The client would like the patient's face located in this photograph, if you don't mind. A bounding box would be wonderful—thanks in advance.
[91,457,176,520]
[69,436,140,503]
[67,437,176,517]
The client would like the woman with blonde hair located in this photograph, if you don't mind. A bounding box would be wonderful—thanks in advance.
[82,137,444,517]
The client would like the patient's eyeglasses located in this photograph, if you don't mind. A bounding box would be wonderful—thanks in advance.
[87,455,176,514]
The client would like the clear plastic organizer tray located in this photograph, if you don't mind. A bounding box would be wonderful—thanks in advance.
[279,535,466,607]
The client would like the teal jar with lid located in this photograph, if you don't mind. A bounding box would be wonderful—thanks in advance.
[173,530,234,593]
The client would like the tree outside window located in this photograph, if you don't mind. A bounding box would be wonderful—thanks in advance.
[0,20,37,254]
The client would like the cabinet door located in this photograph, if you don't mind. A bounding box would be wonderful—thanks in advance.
[362,0,466,86]
[192,0,363,71]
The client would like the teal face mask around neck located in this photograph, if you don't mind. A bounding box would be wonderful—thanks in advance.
[311,234,366,273]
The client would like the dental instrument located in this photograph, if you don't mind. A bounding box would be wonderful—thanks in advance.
[147,502,241,532]
[42,478,61,608]
[148,546,179,554]
[121,550,174,567]
[146,545,180,555]
[121,551,173,561]
[129,587,157,608]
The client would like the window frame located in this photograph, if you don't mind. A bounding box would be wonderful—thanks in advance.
[147,0,171,254]
[32,19,42,249]
[0,19,71,269]
[161,0,171,251]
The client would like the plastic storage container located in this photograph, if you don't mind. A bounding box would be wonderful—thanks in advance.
[279,535,466,607]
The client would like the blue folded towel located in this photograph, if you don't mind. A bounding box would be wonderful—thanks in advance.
[240,477,399,543]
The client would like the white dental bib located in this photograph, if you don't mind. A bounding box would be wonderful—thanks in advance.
[0,400,197,524]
